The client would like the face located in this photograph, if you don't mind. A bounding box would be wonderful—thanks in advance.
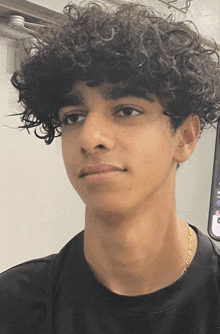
[59,81,179,216]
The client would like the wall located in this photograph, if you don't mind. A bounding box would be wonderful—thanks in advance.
[28,0,66,13]
[1,37,85,273]
[1,0,220,272]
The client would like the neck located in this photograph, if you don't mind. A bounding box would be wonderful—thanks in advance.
[84,203,197,296]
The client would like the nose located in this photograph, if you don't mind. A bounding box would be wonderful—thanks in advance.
[79,110,115,155]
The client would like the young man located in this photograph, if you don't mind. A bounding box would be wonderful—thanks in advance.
[1,2,220,333]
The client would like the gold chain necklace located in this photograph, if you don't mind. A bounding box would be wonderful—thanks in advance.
[181,223,193,276]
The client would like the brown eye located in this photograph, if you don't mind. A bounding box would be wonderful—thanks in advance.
[115,107,141,117]
[62,114,86,125]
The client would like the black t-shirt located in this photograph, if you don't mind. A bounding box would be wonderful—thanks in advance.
[1,225,220,333]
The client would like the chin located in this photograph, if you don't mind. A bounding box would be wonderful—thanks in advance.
[85,195,139,220]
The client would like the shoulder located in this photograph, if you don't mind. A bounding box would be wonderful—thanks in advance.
[0,231,84,333]
[207,236,220,269]
[0,255,55,333]
[193,225,220,280]
[0,254,55,297]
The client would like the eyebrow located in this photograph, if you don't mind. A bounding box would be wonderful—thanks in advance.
[105,87,155,101]
[60,91,84,108]
[60,85,155,109]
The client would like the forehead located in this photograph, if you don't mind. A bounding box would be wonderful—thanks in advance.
[61,81,157,107]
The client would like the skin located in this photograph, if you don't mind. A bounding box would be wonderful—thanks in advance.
[59,81,200,296]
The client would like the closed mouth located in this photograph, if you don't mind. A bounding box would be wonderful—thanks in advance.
[79,164,126,178]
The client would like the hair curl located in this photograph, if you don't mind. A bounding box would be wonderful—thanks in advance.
[11,1,220,144]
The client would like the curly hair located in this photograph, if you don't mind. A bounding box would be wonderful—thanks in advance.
[11,1,220,144]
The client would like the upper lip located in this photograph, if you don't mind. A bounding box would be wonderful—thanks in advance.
[79,164,125,178]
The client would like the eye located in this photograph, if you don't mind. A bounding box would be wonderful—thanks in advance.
[115,106,142,117]
[61,113,86,125]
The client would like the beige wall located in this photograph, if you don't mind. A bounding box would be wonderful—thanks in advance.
[1,0,220,272]
[28,0,66,13]
[1,38,85,272]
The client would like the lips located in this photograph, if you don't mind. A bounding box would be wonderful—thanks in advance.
[79,164,125,178]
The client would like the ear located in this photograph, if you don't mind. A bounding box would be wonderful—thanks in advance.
[173,115,200,164]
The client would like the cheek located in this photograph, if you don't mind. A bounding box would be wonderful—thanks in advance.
[61,130,79,161]
[133,124,173,154]
[129,126,175,176]
[61,137,80,179]
[62,142,72,165]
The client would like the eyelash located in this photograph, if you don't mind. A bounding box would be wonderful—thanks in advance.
[60,106,142,126]
[61,114,86,126]
[115,106,142,118]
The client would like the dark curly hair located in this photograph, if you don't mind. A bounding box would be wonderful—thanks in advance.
[11,1,220,144]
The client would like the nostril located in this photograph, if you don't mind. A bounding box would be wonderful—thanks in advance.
[96,144,105,149]
[81,144,106,154]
